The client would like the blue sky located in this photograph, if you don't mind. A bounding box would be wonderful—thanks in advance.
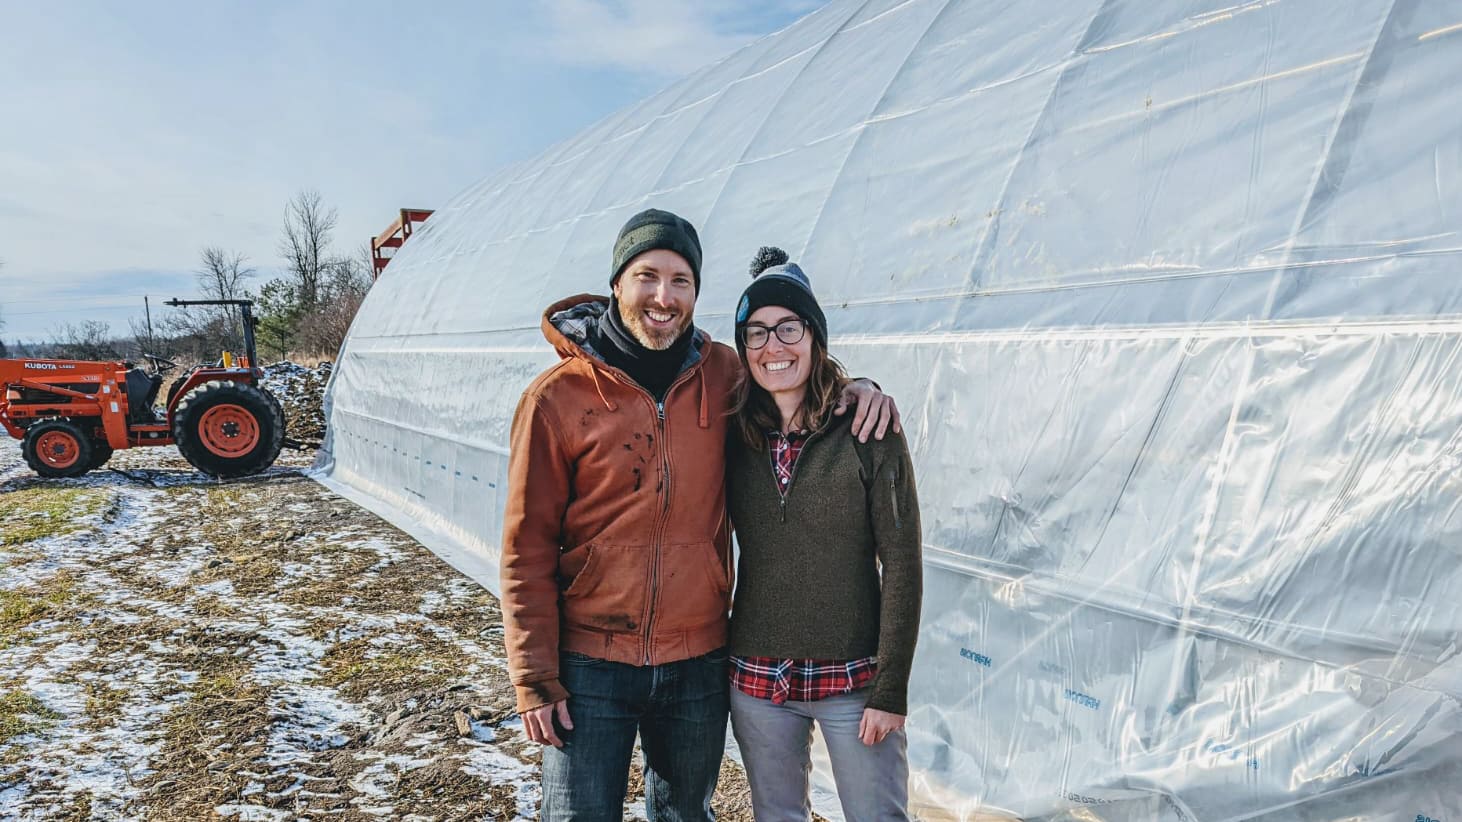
[0,1,819,343]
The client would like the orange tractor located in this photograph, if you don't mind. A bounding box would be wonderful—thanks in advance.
[1,299,285,479]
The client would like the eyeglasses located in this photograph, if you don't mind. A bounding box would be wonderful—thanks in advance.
[740,318,806,350]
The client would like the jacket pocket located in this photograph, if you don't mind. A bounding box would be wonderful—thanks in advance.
[561,544,600,597]
[888,465,902,531]
[560,544,649,634]
[654,541,730,631]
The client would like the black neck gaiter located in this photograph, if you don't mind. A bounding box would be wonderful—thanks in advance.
[595,298,695,401]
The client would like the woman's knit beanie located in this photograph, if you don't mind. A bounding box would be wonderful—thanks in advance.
[734,246,828,352]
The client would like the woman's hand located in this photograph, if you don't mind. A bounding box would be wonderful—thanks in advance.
[834,379,901,442]
[858,707,904,746]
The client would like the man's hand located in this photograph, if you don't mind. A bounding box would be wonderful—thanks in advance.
[858,707,904,746]
[522,699,573,747]
[833,378,901,442]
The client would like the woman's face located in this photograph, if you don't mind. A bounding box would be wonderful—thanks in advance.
[744,305,813,398]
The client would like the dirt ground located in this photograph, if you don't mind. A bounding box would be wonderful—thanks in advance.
[0,443,774,821]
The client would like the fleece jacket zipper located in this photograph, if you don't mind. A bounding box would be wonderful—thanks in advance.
[768,428,824,523]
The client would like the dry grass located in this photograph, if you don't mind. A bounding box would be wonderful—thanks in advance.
[0,486,110,545]
[319,637,459,700]
[0,569,88,647]
[283,353,333,369]
[79,681,129,729]
[144,664,273,818]
[0,689,62,746]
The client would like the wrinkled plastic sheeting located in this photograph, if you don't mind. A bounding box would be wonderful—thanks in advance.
[317,0,1462,818]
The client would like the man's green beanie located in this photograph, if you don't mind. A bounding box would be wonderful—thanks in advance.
[611,208,703,293]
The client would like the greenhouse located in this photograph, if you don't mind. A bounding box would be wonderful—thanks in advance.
[317,0,1462,818]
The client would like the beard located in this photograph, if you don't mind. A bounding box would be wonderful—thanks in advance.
[619,303,691,350]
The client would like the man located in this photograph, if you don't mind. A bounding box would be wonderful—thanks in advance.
[501,208,899,821]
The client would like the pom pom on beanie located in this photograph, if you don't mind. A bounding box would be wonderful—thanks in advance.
[734,246,827,350]
[749,246,790,277]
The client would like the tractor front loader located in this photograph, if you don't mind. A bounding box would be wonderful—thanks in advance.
[0,299,285,479]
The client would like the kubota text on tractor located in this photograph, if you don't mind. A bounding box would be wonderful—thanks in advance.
[0,299,285,479]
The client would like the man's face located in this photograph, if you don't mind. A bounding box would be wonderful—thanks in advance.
[612,249,696,350]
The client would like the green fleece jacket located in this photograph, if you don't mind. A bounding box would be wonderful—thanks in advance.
[726,416,923,714]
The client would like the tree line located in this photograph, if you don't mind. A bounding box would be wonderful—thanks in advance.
[1,190,374,367]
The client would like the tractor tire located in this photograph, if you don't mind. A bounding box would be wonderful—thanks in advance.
[264,389,286,432]
[172,381,284,478]
[88,441,115,470]
[22,419,94,479]
[164,376,188,410]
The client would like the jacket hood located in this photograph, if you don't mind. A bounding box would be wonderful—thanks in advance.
[541,294,611,361]
[541,293,710,368]
[541,293,714,426]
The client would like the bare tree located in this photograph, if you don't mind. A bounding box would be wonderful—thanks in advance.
[297,249,374,359]
[278,190,337,312]
[195,247,255,352]
[128,298,169,363]
[145,247,259,365]
[161,308,241,366]
[255,192,378,360]
[198,247,254,301]
[51,321,122,360]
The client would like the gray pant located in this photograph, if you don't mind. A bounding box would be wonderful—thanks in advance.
[729,687,910,822]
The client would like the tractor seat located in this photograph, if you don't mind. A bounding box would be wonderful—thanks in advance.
[124,368,164,423]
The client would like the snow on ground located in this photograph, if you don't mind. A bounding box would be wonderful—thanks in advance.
[0,435,765,820]
[0,443,537,820]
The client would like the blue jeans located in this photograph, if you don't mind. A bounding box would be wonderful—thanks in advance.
[539,648,730,821]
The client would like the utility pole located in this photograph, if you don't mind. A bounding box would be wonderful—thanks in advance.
[144,295,156,351]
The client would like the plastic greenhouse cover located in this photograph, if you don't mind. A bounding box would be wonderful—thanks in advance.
[315,0,1462,818]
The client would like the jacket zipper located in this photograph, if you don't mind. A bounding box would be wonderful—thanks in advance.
[769,427,824,523]
[657,400,671,514]
[639,372,693,664]
[642,400,667,663]
[567,315,707,664]
[575,348,700,665]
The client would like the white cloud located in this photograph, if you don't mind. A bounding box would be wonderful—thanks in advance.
[538,0,768,77]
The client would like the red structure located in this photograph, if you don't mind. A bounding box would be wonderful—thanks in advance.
[370,208,434,278]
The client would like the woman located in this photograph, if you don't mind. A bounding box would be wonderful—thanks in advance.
[726,247,923,821]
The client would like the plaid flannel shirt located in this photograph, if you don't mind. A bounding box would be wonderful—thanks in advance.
[730,429,879,704]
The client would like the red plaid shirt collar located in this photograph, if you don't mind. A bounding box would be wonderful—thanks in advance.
[768,429,809,495]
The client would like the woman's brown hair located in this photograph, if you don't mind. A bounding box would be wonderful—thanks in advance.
[733,332,850,449]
